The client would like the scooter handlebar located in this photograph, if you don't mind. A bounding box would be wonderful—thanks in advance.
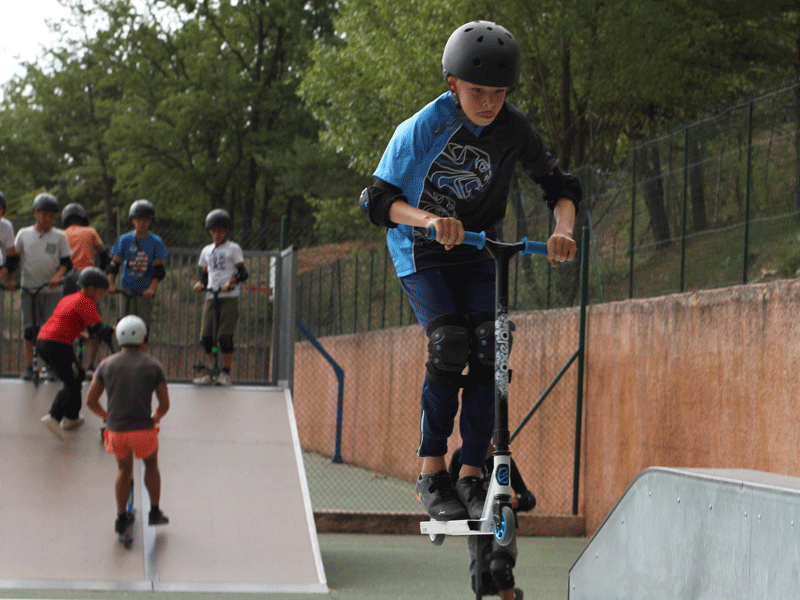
[425,225,547,255]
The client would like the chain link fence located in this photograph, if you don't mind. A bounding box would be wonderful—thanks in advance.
[587,83,800,302]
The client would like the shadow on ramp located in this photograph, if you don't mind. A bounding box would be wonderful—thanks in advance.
[570,467,800,599]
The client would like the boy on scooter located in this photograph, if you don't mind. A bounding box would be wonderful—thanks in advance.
[192,209,248,386]
[360,20,580,522]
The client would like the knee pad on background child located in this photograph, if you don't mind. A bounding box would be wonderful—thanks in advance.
[218,335,234,354]
[490,551,516,592]
[201,336,214,354]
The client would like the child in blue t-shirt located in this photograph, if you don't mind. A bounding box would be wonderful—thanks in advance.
[107,200,168,326]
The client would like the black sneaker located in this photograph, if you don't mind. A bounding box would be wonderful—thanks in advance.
[455,475,487,519]
[415,470,469,520]
[148,507,169,526]
[115,511,135,534]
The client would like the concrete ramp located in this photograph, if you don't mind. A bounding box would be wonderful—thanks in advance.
[569,467,800,600]
[0,379,326,594]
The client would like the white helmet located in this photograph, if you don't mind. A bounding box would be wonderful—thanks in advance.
[115,315,148,346]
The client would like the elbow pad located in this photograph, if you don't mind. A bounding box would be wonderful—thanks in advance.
[198,269,208,288]
[97,249,110,271]
[4,254,19,273]
[536,167,582,212]
[106,261,120,276]
[59,256,74,272]
[235,265,249,283]
[359,185,401,228]
[154,264,166,281]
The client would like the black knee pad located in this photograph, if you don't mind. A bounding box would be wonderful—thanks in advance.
[218,335,234,354]
[425,314,470,389]
[24,327,37,341]
[201,336,214,354]
[469,312,515,382]
[490,552,516,592]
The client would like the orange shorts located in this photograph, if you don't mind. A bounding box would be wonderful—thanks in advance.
[103,426,160,460]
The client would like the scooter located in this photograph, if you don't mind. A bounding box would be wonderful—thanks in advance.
[22,282,61,387]
[193,287,223,383]
[419,227,548,550]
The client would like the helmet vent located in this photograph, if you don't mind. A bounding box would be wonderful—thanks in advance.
[476,35,484,43]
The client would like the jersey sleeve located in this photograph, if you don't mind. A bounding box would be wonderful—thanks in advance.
[110,235,126,258]
[153,235,168,260]
[233,243,244,265]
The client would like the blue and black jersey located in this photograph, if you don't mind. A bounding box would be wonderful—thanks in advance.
[374,91,559,278]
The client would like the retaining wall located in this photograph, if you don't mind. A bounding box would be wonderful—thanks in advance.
[294,278,800,535]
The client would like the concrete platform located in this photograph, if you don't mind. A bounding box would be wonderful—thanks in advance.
[0,378,326,594]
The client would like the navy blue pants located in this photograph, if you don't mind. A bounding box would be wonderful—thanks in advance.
[400,260,496,468]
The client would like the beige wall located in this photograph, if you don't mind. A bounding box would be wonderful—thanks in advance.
[294,278,800,535]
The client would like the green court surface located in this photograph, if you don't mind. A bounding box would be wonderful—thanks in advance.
[0,533,587,600]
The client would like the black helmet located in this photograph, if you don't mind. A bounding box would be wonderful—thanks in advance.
[442,21,521,92]
[205,208,232,230]
[129,199,155,221]
[0,190,6,213]
[78,267,110,290]
[33,192,59,213]
[62,202,89,227]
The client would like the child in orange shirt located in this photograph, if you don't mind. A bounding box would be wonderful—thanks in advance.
[61,203,110,373]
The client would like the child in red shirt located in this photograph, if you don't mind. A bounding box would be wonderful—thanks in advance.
[38,267,115,440]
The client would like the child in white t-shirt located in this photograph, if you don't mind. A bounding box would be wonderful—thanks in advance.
[192,209,248,386]
[15,193,73,380]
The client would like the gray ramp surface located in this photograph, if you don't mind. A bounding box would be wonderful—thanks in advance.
[569,467,800,600]
[0,378,326,594]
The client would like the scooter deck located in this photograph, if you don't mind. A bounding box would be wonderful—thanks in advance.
[420,518,493,536]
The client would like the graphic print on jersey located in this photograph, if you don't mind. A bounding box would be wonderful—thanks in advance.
[421,142,492,218]
[127,243,150,278]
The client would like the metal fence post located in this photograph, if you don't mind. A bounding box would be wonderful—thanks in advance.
[680,127,689,292]
[743,101,754,284]
[629,148,637,299]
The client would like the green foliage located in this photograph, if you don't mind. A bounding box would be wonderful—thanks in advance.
[1,0,799,252]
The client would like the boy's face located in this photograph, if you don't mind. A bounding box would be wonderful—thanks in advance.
[34,210,56,231]
[449,77,507,127]
[209,227,228,245]
[84,286,106,302]
[131,216,152,233]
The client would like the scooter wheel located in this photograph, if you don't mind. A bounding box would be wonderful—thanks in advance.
[494,505,515,547]
[429,533,445,546]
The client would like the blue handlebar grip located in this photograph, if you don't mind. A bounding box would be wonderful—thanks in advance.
[425,226,486,250]
[462,231,486,249]
[520,237,548,256]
